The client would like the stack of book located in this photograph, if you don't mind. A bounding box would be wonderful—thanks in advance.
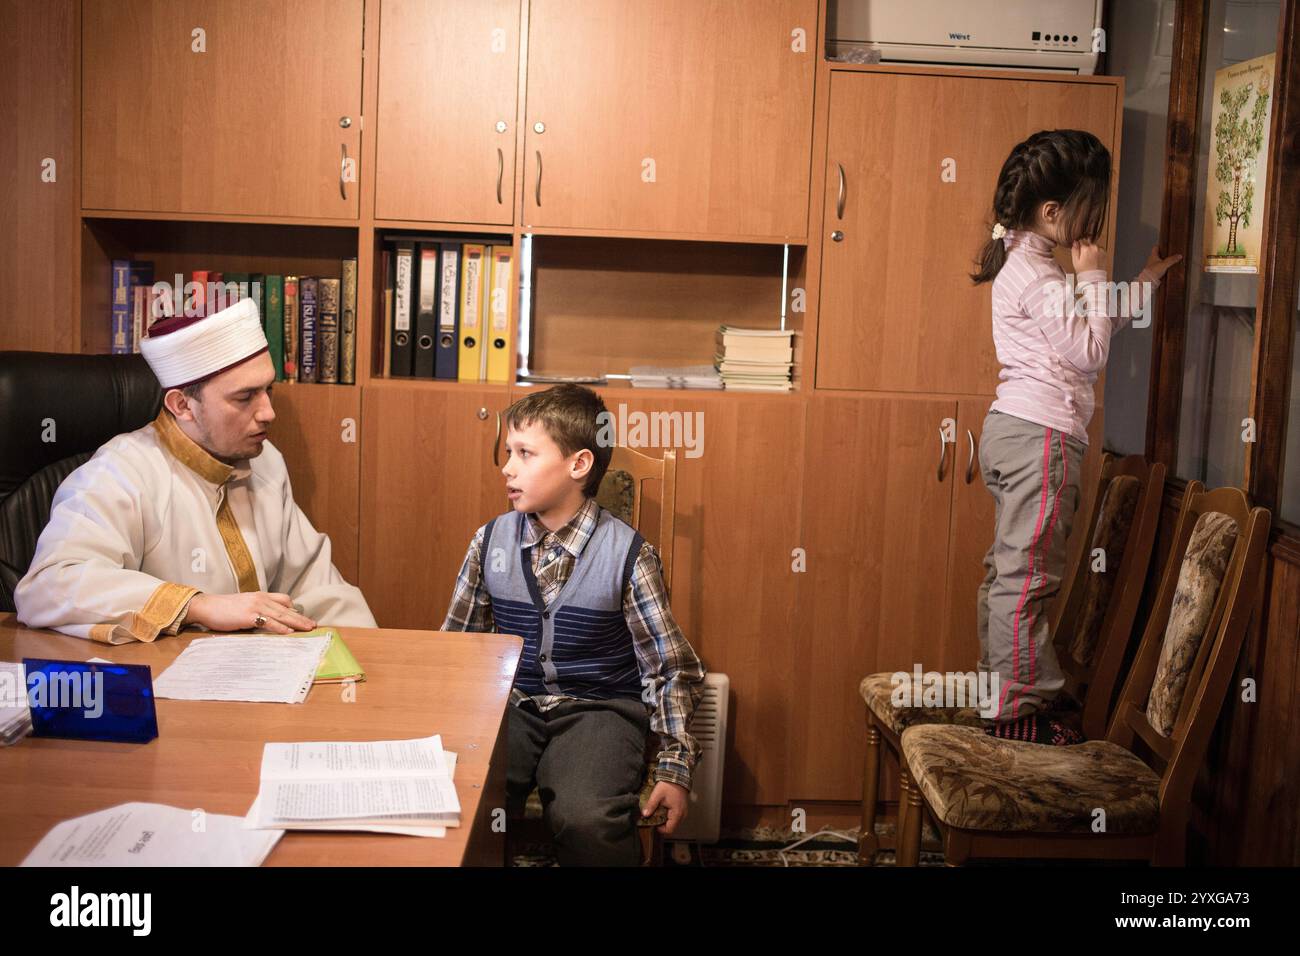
[382,238,514,382]
[110,259,359,385]
[629,364,723,389]
[714,325,794,391]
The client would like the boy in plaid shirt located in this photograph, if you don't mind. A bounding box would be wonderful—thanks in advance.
[443,384,705,865]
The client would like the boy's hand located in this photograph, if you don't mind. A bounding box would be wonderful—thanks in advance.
[1071,238,1104,274]
[643,780,689,835]
[1143,244,1184,282]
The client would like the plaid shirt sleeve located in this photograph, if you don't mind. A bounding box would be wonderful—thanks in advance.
[624,540,706,789]
[442,525,496,633]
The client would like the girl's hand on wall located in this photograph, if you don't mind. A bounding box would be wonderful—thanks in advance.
[1143,244,1184,282]
[1071,239,1104,274]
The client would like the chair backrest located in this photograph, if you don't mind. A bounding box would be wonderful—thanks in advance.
[599,445,677,595]
[1106,483,1270,814]
[0,351,162,610]
[1053,453,1167,738]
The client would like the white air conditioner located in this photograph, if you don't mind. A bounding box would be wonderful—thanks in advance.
[669,671,729,845]
[828,0,1105,75]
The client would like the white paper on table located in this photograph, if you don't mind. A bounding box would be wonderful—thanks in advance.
[152,635,330,703]
[20,802,283,867]
[246,739,460,835]
[0,661,32,744]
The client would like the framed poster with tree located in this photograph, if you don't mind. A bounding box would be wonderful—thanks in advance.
[1203,52,1276,273]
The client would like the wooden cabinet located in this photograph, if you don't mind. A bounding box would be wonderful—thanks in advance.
[588,389,805,805]
[358,384,512,628]
[941,398,997,673]
[788,389,1106,801]
[81,0,363,219]
[522,0,817,239]
[788,394,956,800]
[374,0,521,225]
[815,70,1121,393]
[269,383,363,584]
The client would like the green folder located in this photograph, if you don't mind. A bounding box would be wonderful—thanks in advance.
[298,628,365,684]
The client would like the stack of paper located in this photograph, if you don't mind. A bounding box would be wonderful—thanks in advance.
[1,661,32,745]
[152,634,331,703]
[628,364,723,390]
[714,325,794,391]
[245,736,461,838]
[21,802,282,866]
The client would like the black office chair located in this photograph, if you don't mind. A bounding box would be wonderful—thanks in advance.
[0,351,162,611]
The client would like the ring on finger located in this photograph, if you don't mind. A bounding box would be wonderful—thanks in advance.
[254,614,267,628]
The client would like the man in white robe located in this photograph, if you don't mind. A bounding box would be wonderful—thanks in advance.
[15,297,376,643]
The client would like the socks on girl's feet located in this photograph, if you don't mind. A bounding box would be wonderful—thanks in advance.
[983,713,1083,746]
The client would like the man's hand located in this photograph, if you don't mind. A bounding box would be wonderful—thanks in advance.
[1143,244,1184,282]
[184,591,317,634]
[642,780,690,835]
[1071,238,1104,274]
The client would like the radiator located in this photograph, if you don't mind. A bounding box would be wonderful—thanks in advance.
[671,671,728,844]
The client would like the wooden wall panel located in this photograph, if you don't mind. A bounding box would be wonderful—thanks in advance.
[0,0,77,353]
[268,383,363,586]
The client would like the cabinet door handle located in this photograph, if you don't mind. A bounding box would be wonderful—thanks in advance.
[936,427,949,482]
[836,163,846,220]
[493,411,503,467]
[497,147,504,204]
[339,143,349,200]
[534,150,542,207]
[965,429,976,484]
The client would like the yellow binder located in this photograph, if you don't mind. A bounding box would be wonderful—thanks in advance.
[485,245,514,385]
[458,243,487,382]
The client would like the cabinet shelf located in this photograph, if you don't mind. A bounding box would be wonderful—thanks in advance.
[521,225,809,247]
[79,216,359,359]
[81,209,360,229]
[520,234,807,388]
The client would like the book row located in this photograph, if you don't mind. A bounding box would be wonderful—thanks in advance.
[110,260,359,384]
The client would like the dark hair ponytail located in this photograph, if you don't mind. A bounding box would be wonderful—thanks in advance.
[970,129,1112,284]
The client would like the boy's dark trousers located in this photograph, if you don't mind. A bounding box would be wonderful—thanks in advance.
[507,697,651,866]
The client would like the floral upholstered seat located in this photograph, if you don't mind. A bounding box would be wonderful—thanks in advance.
[858,673,985,736]
[899,724,1160,832]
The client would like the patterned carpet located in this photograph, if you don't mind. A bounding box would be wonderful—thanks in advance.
[510,820,947,867]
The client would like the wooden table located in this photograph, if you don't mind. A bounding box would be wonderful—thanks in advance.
[0,615,521,866]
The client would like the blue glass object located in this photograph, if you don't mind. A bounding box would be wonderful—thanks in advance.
[22,658,159,744]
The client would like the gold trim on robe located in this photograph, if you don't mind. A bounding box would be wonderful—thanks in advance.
[89,581,200,645]
[152,410,260,593]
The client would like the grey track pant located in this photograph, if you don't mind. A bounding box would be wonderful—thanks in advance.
[507,697,650,866]
[976,408,1085,721]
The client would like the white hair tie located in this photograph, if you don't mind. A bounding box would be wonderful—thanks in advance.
[991,223,1007,240]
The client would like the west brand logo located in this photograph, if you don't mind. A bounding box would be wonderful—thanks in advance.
[49,886,151,936]
[949,32,972,40]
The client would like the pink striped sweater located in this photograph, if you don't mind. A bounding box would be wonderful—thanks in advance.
[989,229,1160,445]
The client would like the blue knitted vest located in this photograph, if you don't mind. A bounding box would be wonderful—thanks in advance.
[483,507,645,702]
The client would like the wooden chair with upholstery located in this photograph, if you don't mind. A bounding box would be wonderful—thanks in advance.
[1051,455,1167,739]
[856,452,1164,864]
[897,482,1270,866]
[510,445,679,866]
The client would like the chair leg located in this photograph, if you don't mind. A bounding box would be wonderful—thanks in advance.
[896,767,909,856]
[859,721,882,865]
[899,769,924,867]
